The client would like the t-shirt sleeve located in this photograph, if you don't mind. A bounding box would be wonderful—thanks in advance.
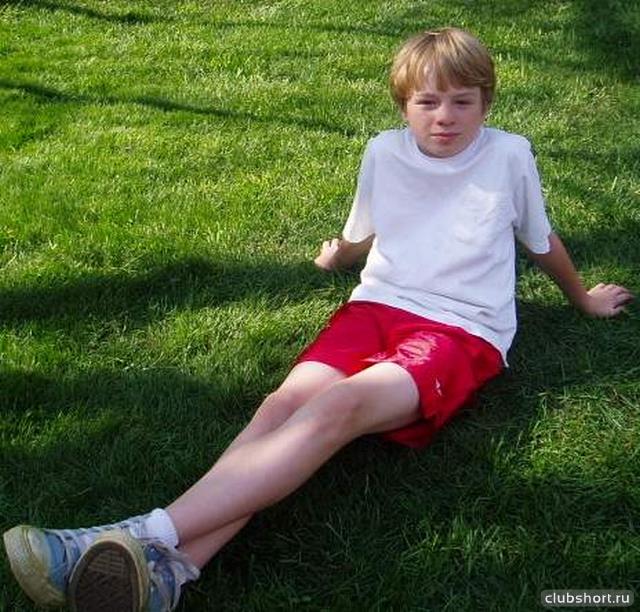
[342,141,375,242]
[513,145,552,254]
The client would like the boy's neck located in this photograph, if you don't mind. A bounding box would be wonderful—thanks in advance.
[412,125,484,161]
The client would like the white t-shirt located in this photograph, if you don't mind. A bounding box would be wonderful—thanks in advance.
[342,126,552,363]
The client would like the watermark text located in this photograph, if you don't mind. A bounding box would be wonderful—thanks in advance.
[541,590,634,608]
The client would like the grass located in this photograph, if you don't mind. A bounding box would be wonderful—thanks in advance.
[1,0,639,610]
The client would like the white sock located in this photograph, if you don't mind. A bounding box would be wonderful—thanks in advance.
[54,507,179,551]
[133,508,179,548]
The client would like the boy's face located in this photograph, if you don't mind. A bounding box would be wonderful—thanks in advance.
[403,74,487,158]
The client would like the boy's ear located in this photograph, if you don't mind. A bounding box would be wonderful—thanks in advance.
[398,96,408,121]
[482,97,492,119]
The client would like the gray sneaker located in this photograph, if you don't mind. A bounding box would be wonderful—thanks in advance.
[3,513,155,608]
[68,530,149,612]
[69,535,200,612]
[3,524,84,607]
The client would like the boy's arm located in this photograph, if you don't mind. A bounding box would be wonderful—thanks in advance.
[525,232,634,317]
[314,235,374,271]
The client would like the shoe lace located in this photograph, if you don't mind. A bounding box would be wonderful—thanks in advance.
[146,542,200,612]
[148,558,176,610]
[47,519,145,583]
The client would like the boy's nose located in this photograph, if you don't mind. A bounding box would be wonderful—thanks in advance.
[435,106,455,124]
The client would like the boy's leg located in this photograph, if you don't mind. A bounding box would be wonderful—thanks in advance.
[175,361,347,567]
[222,361,348,453]
[166,362,420,544]
[67,362,418,612]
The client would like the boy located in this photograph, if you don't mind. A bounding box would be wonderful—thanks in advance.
[3,27,633,612]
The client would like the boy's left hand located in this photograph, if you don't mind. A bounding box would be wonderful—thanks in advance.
[584,283,634,317]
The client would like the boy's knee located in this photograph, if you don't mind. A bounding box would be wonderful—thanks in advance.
[307,381,365,441]
[253,387,305,424]
[255,379,368,442]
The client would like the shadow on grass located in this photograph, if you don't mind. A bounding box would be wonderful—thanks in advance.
[0,78,361,138]
[572,0,640,82]
[0,363,245,420]
[444,0,639,82]
[0,367,260,612]
[518,219,640,282]
[546,145,640,176]
[205,18,400,39]
[0,256,349,329]
[202,0,461,40]
[557,206,640,270]
[2,297,638,609]
[0,0,161,24]
[535,159,640,272]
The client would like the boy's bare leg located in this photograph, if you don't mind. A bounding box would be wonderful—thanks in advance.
[167,362,420,547]
[175,361,346,567]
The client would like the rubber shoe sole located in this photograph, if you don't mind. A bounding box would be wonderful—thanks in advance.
[68,531,149,612]
[3,525,66,608]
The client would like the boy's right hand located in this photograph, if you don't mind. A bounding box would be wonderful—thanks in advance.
[314,238,342,271]
[314,235,374,271]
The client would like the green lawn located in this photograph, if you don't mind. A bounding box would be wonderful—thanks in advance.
[1,1,639,610]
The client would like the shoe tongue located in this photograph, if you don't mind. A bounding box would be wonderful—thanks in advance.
[145,543,165,563]
[145,542,200,610]
[40,532,75,591]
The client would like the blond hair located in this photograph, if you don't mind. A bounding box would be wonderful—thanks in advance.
[389,28,495,111]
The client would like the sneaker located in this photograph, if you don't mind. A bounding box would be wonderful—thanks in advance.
[69,536,200,612]
[3,510,170,607]
[68,531,149,612]
[3,524,84,607]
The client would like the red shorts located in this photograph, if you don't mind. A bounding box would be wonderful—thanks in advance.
[296,301,502,448]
